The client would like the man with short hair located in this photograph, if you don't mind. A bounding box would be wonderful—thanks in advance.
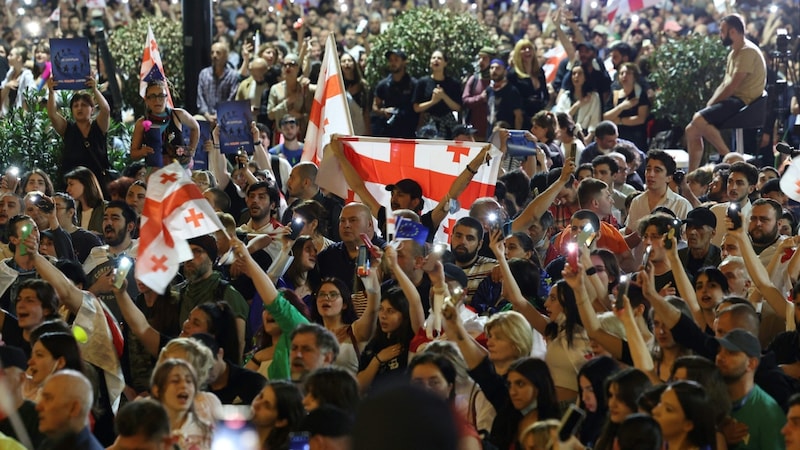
[82,201,139,321]
[783,393,800,450]
[193,333,266,405]
[373,50,418,138]
[235,57,271,116]
[36,370,104,449]
[462,47,496,137]
[589,156,624,225]
[710,161,758,246]
[22,191,75,261]
[281,162,343,240]
[716,329,786,449]
[486,59,523,130]
[197,42,240,125]
[302,405,354,450]
[679,207,721,275]
[113,399,174,450]
[561,42,612,105]
[450,216,496,301]
[574,179,635,271]
[289,323,339,384]
[268,115,304,167]
[0,215,40,312]
[238,182,285,261]
[178,234,249,357]
[685,14,767,171]
[624,150,692,253]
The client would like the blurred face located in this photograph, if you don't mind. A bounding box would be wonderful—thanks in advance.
[489,63,506,82]
[653,310,676,349]
[593,164,614,186]
[450,224,480,264]
[126,184,146,215]
[758,170,778,190]
[27,340,60,386]
[429,50,446,72]
[695,273,725,311]
[579,375,598,413]
[715,347,750,382]
[183,245,212,282]
[157,365,196,413]
[387,54,406,74]
[719,262,749,296]
[642,225,666,263]
[618,66,634,85]
[145,85,168,113]
[720,236,740,259]
[544,285,563,320]
[685,224,713,251]
[486,328,517,363]
[645,159,670,191]
[652,388,692,440]
[339,205,372,245]
[0,194,20,225]
[390,189,418,211]
[25,174,47,194]
[504,236,531,260]
[780,218,794,236]
[507,371,537,411]
[71,99,93,121]
[782,404,800,450]
[65,179,85,201]
[410,363,453,400]
[36,377,74,435]
[596,133,618,151]
[340,54,356,73]
[181,307,210,337]
[16,288,48,330]
[316,282,345,319]
[251,386,281,428]
[378,299,403,334]
[590,254,610,288]
[210,43,228,66]
[748,204,778,245]
[299,240,317,270]
[727,172,753,203]
[290,332,329,381]
[607,382,633,423]
[571,66,586,86]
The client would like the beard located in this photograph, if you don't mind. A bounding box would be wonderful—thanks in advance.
[453,245,478,264]
[750,226,778,245]
[722,32,733,47]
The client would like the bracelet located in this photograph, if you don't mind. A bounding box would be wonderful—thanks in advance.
[375,355,384,364]
[253,140,262,146]
[585,267,597,276]
[466,165,478,175]
[250,355,262,366]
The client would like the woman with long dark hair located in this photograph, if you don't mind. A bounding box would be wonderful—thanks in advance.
[576,356,620,446]
[413,49,462,139]
[340,52,371,135]
[1,45,34,115]
[554,65,601,139]
[652,380,717,450]
[603,62,650,151]
[130,80,199,169]
[251,380,304,450]
[593,367,652,450]
[64,166,106,235]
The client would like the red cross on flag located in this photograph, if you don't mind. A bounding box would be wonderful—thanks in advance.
[780,157,800,203]
[317,136,501,242]
[543,45,567,84]
[302,34,353,165]
[136,162,223,294]
[139,24,174,108]
[606,0,660,22]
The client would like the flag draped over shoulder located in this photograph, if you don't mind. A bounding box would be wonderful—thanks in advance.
[317,136,501,241]
[136,162,223,294]
[139,24,174,108]
[302,34,353,165]
[606,0,661,22]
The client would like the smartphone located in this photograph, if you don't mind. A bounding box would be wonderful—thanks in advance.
[577,223,595,247]
[113,257,132,289]
[566,242,578,271]
[567,142,577,160]
[727,203,741,230]
[641,245,652,268]
[18,223,32,256]
[557,404,586,442]
[616,275,629,310]
[664,220,678,250]
[502,221,512,237]
[289,432,310,450]
[289,218,305,240]
[356,245,369,277]
[356,18,368,34]
[34,195,54,213]
[237,148,246,169]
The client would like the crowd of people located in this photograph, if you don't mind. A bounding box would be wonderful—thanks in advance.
[0,0,799,449]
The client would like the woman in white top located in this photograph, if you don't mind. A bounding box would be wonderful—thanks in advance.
[487,229,591,403]
[554,63,602,141]
[0,45,35,116]
[150,358,213,450]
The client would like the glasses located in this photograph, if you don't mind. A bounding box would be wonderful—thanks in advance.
[283,62,298,68]
[317,292,341,300]
[146,93,168,100]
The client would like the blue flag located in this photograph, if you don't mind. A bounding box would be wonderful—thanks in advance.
[217,100,254,154]
[143,63,165,84]
[49,38,90,90]
[395,217,429,245]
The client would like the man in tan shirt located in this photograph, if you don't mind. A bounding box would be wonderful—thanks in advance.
[685,14,766,171]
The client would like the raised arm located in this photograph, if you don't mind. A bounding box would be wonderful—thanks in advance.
[488,230,549,335]
[46,78,67,136]
[87,77,110,133]
[175,108,200,155]
[112,281,161,357]
[512,158,576,232]
[640,262,682,328]
[664,236,703,327]
[350,251,382,343]
[430,143,494,230]
[616,292,658,384]
[207,125,231,189]
[384,244,425,333]
[232,237,279,304]
[328,135,380,216]
[28,238,83,314]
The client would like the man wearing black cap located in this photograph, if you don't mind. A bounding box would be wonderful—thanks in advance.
[178,233,249,357]
[302,405,354,450]
[462,46,496,138]
[372,49,418,138]
[678,207,721,275]
[560,41,612,105]
[486,58,523,130]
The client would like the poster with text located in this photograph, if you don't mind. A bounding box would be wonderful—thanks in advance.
[217,101,253,154]
[50,38,90,90]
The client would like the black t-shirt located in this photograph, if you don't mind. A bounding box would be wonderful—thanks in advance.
[210,362,267,405]
[374,73,418,138]
[413,76,463,118]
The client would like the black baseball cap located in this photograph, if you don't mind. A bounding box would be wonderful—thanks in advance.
[385,179,423,199]
[683,207,716,228]
[385,49,407,60]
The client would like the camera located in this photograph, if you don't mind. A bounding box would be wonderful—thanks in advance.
[776,28,791,54]
[672,169,685,185]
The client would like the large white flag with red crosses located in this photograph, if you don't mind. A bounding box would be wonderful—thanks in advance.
[136,162,223,294]
[302,34,353,165]
[139,24,174,108]
[317,136,501,242]
[606,0,660,22]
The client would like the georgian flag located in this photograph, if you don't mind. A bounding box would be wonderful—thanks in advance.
[606,0,661,22]
[543,45,567,84]
[317,136,501,242]
[139,25,174,108]
[136,162,223,294]
[302,34,353,165]
[781,157,800,203]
